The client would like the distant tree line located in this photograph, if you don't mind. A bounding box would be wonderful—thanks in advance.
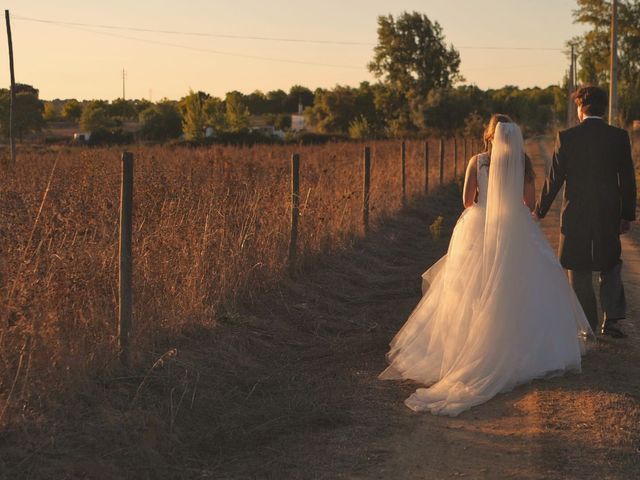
[5,9,634,145]
[28,82,567,145]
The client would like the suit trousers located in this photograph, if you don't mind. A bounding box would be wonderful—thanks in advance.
[567,260,626,332]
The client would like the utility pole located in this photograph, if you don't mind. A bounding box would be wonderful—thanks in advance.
[572,45,578,90]
[609,0,618,126]
[5,10,16,165]
[122,68,126,100]
[567,44,576,127]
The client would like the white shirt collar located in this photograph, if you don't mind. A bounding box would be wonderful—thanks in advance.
[583,115,603,121]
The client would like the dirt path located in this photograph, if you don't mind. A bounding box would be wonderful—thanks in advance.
[349,139,640,480]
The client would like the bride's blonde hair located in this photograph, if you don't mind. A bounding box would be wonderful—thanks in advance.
[483,113,535,183]
[483,114,513,152]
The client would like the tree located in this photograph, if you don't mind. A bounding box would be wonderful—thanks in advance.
[202,96,226,132]
[14,83,39,97]
[245,90,269,115]
[274,113,292,130]
[305,85,359,134]
[203,96,227,132]
[266,89,287,113]
[62,99,82,121]
[109,98,137,120]
[368,11,462,132]
[408,85,488,135]
[0,86,45,140]
[487,86,557,134]
[349,115,375,139]
[138,101,182,141]
[133,98,153,114]
[372,85,412,136]
[79,100,115,132]
[463,112,485,139]
[43,102,60,121]
[15,92,45,140]
[225,91,250,132]
[284,85,315,112]
[412,88,472,135]
[369,12,462,94]
[306,82,381,136]
[181,90,207,140]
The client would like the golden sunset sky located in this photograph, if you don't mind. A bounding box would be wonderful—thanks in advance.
[2,0,586,100]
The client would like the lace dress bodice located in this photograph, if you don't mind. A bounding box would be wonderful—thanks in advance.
[476,153,490,207]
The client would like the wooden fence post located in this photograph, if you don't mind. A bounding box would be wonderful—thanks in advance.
[463,137,468,165]
[400,140,406,207]
[5,10,16,165]
[288,153,300,270]
[119,152,133,367]
[453,137,458,179]
[424,140,429,195]
[439,138,445,186]
[363,146,371,234]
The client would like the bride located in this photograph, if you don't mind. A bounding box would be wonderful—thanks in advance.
[379,116,593,416]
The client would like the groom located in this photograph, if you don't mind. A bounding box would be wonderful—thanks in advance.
[536,85,637,337]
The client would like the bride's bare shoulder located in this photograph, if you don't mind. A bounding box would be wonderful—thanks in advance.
[468,152,484,166]
[465,154,478,174]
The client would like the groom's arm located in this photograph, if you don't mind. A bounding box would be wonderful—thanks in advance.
[536,132,567,219]
[618,130,636,222]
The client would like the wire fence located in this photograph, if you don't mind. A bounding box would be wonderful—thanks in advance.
[0,137,480,409]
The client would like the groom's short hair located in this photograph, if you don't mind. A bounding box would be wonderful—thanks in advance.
[572,86,607,116]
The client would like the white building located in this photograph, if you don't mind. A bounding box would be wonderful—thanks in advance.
[291,97,305,132]
[73,132,91,142]
[291,113,305,132]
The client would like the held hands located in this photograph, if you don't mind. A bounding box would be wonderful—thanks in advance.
[531,208,542,223]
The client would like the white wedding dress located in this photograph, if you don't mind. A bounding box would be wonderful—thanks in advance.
[379,122,592,416]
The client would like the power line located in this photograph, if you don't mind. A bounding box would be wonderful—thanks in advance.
[14,14,563,52]
[460,46,562,52]
[464,63,553,72]
[35,21,365,70]
[13,15,374,46]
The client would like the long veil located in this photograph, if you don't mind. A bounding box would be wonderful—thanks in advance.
[481,122,528,284]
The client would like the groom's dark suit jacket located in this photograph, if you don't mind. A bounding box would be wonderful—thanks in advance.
[536,117,636,272]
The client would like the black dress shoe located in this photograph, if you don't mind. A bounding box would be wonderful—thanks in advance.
[601,323,628,338]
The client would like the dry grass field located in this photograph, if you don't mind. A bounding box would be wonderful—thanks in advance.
[0,139,468,430]
[1,133,637,478]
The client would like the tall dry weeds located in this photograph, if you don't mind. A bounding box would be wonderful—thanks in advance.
[0,138,466,425]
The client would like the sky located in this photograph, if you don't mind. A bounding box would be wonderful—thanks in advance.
[1,0,586,101]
